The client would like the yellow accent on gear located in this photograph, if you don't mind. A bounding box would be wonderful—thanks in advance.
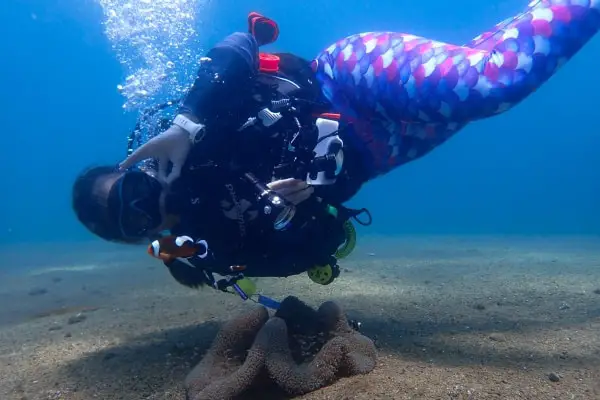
[236,278,257,296]
[307,264,335,285]
[335,220,357,259]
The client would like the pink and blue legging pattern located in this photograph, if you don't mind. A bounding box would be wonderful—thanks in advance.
[312,0,600,177]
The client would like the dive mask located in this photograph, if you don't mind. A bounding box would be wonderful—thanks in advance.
[108,171,164,241]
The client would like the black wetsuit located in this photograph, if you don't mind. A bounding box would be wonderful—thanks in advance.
[179,32,369,204]
[161,32,352,288]
[164,154,348,286]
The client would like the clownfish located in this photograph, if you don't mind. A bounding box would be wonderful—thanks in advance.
[148,235,209,262]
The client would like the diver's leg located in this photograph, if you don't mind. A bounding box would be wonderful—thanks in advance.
[179,33,259,124]
[315,0,600,124]
[313,0,600,176]
[248,12,279,46]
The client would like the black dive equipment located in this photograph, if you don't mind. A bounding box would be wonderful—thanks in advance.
[126,84,345,232]
[242,172,296,231]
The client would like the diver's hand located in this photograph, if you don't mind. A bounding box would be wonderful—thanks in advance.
[267,178,314,205]
[118,124,190,185]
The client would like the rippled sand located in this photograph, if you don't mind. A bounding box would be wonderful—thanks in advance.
[1,236,600,399]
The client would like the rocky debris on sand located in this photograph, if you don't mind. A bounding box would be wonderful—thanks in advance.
[185,296,377,400]
[488,333,506,342]
[67,313,87,325]
[31,306,99,320]
[559,302,570,310]
[548,372,560,382]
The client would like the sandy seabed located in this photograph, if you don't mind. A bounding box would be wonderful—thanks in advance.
[1,235,600,400]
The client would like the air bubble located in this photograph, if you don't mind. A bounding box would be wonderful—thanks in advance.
[97,0,204,111]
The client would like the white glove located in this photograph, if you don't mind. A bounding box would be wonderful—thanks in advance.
[119,124,191,185]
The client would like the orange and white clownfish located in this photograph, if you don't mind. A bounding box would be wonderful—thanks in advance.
[147,235,208,262]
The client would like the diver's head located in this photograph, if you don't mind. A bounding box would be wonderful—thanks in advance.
[72,166,167,244]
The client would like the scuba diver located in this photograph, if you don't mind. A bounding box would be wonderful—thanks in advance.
[124,1,600,205]
[75,0,600,301]
[72,13,369,298]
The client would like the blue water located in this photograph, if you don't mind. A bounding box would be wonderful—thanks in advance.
[2,0,600,246]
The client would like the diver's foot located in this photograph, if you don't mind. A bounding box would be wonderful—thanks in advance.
[248,12,279,46]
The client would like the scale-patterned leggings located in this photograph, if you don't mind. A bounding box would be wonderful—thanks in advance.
[313,0,600,177]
